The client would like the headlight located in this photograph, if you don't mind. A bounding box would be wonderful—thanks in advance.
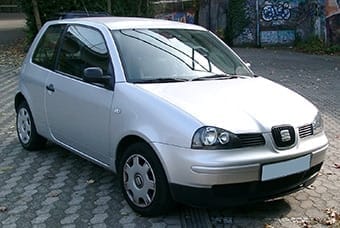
[192,126,236,149]
[312,112,323,135]
[200,127,218,146]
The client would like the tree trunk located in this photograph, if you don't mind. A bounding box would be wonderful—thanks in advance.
[107,0,112,14]
[137,0,142,16]
[32,0,41,30]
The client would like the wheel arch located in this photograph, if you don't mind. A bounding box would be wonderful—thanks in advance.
[14,92,27,112]
[115,135,170,181]
[115,135,148,172]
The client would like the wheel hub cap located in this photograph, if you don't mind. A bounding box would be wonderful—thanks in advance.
[134,174,144,188]
[17,107,31,144]
[123,154,156,207]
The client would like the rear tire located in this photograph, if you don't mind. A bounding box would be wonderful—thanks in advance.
[16,101,46,150]
[119,142,175,216]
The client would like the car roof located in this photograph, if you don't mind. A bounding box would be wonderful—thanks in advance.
[48,16,207,31]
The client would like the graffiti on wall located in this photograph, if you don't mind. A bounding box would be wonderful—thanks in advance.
[261,30,295,44]
[234,0,257,45]
[261,1,291,21]
[260,0,294,45]
[326,0,340,44]
[235,0,328,45]
[155,11,195,24]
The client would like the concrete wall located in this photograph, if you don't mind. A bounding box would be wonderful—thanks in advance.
[198,0,227,34]
[233,0,325,46]
[197,0,322,46]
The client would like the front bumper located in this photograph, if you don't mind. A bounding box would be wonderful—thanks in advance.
[153,132,328,187]
[170,162,322,207]
[152,132,328,206]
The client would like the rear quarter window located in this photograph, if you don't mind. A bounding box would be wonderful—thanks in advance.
[32,24,65,70]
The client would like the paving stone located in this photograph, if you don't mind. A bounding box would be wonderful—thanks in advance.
[31,213,51,224]
[60,214,79,225]
[90,213,109,224]
[64,205,81,214]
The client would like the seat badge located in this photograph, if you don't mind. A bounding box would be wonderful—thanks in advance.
[280,129,291,142]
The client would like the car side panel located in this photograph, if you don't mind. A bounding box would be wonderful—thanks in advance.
[18,62,51,138]
[44,72,113,164]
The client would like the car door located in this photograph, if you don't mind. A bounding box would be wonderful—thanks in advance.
[45,24,114,163]
[25,24,66,137]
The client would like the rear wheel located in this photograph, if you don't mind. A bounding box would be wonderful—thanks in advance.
[119,142,174,216]
[16,101,46,150]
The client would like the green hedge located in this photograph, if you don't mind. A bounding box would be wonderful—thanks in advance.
[19,0,153,42]
[225,0,249,46]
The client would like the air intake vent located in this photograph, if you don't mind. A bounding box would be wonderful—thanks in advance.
[237,133,265,147]
[298,124,313,138]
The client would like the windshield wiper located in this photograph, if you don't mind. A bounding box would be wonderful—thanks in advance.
[132,78,189,83]
[191,74,239,81]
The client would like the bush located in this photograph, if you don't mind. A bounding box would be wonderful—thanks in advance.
[225,0,249,46]
[295,36,340,55]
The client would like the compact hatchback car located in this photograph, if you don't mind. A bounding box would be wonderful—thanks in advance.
[15,17,328,216]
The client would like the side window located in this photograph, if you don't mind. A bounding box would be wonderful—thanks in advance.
[56,25,111,79]
[32,24,65,69]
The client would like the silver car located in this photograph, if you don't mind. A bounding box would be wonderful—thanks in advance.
[15,17,328,216]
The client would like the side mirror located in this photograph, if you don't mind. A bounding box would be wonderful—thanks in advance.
[245,62,251,68]
[83,67,112,88]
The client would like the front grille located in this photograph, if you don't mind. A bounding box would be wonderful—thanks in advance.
[299,124,313,138]
[271,125,296,148]
[237,133,265,147]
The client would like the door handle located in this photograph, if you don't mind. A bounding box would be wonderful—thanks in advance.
[46,84,55,92]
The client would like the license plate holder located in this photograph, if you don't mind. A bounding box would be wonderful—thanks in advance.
[261,154,311,181]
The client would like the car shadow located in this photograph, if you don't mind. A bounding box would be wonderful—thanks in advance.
[208,198,291,217]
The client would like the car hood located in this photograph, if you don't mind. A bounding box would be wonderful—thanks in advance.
[136,77,317,133]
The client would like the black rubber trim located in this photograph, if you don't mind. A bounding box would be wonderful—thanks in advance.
[169,163,322,208]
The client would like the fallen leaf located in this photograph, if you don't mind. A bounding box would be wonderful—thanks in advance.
[86,179,95,184]
[321,208,340,225]
[334,164,340,169]
[48,190,61,197]
[306,185,315,190]
[0,166,14,172]
[0,206,7,212]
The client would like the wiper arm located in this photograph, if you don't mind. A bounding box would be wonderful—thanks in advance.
[191,74,239,81]
[132,78,189,83]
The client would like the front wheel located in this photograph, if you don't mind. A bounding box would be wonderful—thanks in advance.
[119,142,175,216]
[16,101,46,150]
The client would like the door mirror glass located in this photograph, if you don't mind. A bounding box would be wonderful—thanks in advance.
[84,67,104,79]
[83,67,112,89]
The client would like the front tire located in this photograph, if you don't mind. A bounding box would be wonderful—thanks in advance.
[119,142,174,216]
[16,101,46,150]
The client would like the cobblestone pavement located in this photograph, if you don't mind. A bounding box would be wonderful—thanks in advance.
[0,48,339,227]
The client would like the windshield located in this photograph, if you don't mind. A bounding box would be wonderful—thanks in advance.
[111,29,253,83]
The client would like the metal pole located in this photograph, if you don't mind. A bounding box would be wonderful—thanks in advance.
[256,0,260,47]
[208,0,211,30]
